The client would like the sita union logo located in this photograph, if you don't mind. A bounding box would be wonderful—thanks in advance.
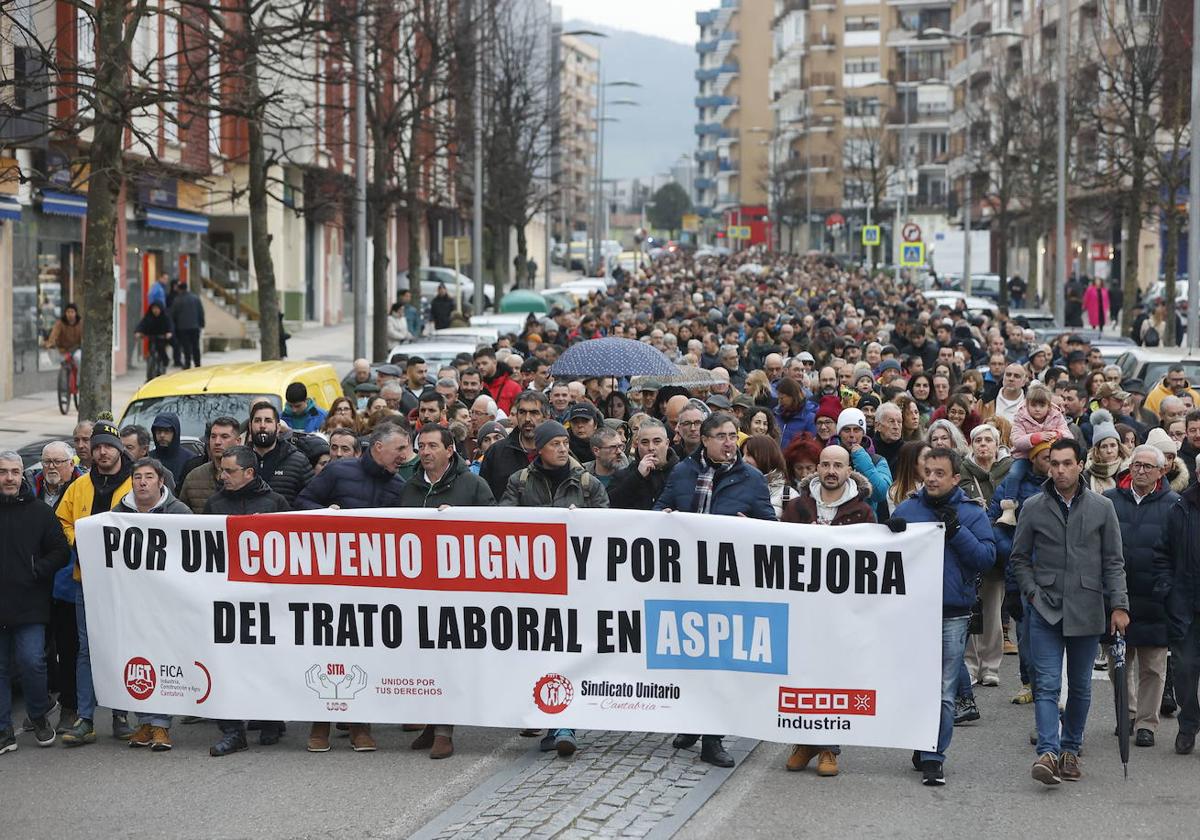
[124,657,156,700]
[533,673,573,714]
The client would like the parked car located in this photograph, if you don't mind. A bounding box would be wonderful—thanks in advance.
[398,267,495,309]
[1114,347,1200,385]
[385,341,481,375]
[120,361,342,440]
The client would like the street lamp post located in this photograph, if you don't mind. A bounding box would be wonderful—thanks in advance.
[592,84,640,274]
[1055,2,1068,327]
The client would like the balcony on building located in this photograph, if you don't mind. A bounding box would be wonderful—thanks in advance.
[696,9,718,27]
[695,122,729,137]
[696,39,719,54]
[951,0,994,38]
[695,94,735,109]
[696,149,718,163]
[695,60,739,82]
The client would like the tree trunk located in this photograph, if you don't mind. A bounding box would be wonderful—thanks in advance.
[996,207,1010,309]
[244,12,280,361]
[1121,186,1143,330]
[1163,204,1181,346]
[77,0,132,421]
[515,222,528,292]
[370,181,391,359]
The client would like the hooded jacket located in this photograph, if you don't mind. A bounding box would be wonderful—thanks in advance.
[782,473,876,526]
[150,413,190,482]
[57,455,135,545]
[281,398,329,433]
[1103,481,1177,647]
[203,475,291,515]
[653,450,777,521]
[118,485,192,515]
[295,451,406,510]
[607,450,680,510]
[135,306,174,337]
[255,437,314,504]
[0,480,70,625]
[500,457,609,509]
[480,428,537,501]
[776,402,816,449]
[894,486,996,611]
[397,453,495,508]
[484,370,523,415]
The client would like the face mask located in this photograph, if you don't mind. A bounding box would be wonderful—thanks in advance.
[357,397,368,411]
[252,431,277,448]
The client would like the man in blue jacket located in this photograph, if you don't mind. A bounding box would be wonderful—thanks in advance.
[655,412,775,766]
[281,383,328,433]
[894,447,996,786]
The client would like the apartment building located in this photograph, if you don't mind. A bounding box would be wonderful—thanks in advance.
[767,0,955,256]
[694,0,772,246]
[553,31,598,240]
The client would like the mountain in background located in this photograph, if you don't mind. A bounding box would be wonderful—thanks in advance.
[564,20,695,182]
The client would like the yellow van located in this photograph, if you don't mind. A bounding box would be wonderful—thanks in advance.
[119,361,342,439]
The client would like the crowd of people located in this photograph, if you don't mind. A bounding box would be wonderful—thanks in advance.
[4,250,1200,788]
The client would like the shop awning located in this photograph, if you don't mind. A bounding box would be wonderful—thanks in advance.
[0,195,20,222]
[41,190,88,217]
[144,206,209,234]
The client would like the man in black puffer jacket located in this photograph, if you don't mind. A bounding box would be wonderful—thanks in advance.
[607,419,679,510]
[201,446,291,516]
[295,424,409,511]
[0,450,70,752]
[1104,444,1179,748]
[247,401,312,505]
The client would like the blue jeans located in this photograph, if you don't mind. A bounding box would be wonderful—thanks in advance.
[0,624,51,730]
[75,592,96,721]
[137,712,172,728]
[956,658,975,699]
[1028,607,1099,756]
[921,615,970,766]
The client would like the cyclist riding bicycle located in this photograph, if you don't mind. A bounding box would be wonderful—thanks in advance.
[44,302,83,368]
[134,302,174,372]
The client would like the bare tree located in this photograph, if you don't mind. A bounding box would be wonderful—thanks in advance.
[841,113,894,269]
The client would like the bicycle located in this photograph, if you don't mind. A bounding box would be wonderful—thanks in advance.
[139,334,171,382]
[56,351,79,415]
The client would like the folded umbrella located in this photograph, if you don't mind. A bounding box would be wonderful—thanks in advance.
[1110,633,1129,779]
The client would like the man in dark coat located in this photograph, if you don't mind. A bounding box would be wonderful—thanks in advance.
[430,283,455,330]
[150,413,190,485]
[1165,479,1200,755]
[1103,444,1179,747]
[607,419,678,510]
[480,391,549,500]
[295,425,409,512]
[203,445,289,757]
[168,282,206,368]
[247,401,313,505]
[0,450,70,752]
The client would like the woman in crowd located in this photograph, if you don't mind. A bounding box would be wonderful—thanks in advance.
[600,391,631,422]
[887,441,929,514]
[893,393,924,441]
[742,406,781,443]
[742,435,795,518]
[958,424,1012,507]
[743,370,776,407]
[775,377,812,448]
[321,397,362,435]
[908,373,934,422]
[926,418,968,456]
[1084,409,1128,493]
[784,433,823,488]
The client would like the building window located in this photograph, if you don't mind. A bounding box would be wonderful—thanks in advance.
[845,57,880,75]
[845,16,880,32]
[845,96,881,117]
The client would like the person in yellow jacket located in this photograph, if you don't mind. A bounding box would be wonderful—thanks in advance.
[55,420,134,747]
[1143,364,1200,418]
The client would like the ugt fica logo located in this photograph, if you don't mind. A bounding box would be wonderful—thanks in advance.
[533,673,573,714]
[124,657,156,700]
[304,663,369,700]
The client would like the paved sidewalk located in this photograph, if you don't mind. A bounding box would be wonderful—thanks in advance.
[408,732,756,840]
[0,322,355,449]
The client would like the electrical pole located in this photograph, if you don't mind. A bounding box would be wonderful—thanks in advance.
[1054,0,1068,327]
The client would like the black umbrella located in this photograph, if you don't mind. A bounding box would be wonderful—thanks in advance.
[1110,632,1129,779]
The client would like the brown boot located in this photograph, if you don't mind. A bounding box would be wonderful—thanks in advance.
[128,723,154,748]
[430,734,454,759]
[410,725,436,750]
[786,744,816,771]
[816,750,839,777]
[307,722,331,753]
[349,724,376,752]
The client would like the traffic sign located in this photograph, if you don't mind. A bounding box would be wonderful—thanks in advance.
[900,242,925,267]
[682,214,700,233]
[443,236,471,266]
[727,225,751,240]
[861,225,881,247]
[902,222,922,243]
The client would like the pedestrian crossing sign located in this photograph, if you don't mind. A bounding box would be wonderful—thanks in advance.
[861,225,881,246]
[900,242,925,267]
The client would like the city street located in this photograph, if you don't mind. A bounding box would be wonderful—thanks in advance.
[5,659,1195,838]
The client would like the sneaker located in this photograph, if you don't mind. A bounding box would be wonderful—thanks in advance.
[979,674,1000,687]
[1011,684,1033,704]
[1058,751,1081,781]
[0,729,16,755]
[539,733,557,752]
[31,718,55,747]
[112,713,134,741]
[1093,650,1108,671]
[920,760,945,786]
[21,700,60,732]
[786,744,816,771]
[209,731,248,757]
[149,727,172,752]
[56,707,77,734]
[61,718,95,746]
[1031,752,1061,785]
[816,749,838,777]
[1003,633,1018,656]
[555,729,577,758]
[129,723,155,747]
[953,696,980,725]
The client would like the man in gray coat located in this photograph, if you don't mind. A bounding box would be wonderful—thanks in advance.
[1011,438,1129,785]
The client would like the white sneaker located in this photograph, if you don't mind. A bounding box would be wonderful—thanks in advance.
[980,674,1000,687]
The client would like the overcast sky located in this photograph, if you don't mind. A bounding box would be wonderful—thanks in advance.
[556,0,709,45]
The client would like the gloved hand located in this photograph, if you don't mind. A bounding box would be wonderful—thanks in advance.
[934,505,959,540]
[884,516,907,533]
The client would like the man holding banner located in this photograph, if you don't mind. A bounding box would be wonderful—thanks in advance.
[656,412,776,768]
[894,447,996,786]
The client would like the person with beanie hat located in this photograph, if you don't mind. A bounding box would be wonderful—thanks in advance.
[814,395,843,445]
[471,421,508,475]
[1146,427,1191,493]
[835,407,892,520]
[1084,409,1126,494]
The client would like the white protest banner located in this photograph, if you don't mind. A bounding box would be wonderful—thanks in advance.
[76,509,943,748]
